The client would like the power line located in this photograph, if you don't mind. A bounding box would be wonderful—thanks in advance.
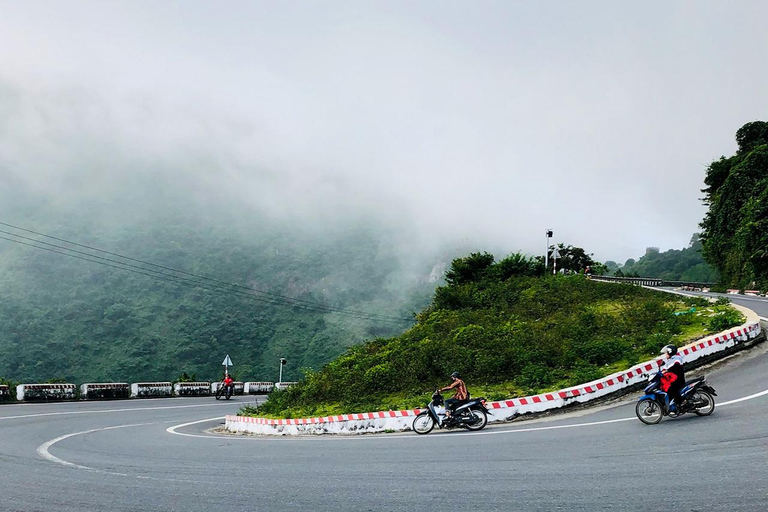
[0,222,414,323]
[0,232,410,323]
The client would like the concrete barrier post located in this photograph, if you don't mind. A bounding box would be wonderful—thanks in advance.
[173,382,211,397]
[0,385,10,401]
[16,383,77,402]
[130,382,173,398]
[244,382,274,394]
[80,383,131,400]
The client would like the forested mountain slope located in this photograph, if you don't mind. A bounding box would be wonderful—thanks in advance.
[0,193,438,384]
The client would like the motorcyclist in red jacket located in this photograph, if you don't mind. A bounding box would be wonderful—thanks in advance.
[661,345,685,411]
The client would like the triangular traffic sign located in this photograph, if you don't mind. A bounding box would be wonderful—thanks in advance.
[222,354,233,367]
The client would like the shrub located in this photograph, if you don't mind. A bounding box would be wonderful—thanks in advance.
[707,309,745,332]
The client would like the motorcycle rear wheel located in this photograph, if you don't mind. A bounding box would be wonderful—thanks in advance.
[413,412,435,434]
[692,390,715,416]
[464,409,488,431]
[636,398,663,424]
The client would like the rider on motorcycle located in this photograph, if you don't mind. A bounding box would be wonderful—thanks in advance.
[223,373,234,390]
[440,372,468,418]
[661,344,685,410]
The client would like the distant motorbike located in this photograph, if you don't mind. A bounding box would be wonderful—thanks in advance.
[635,371,717,424]
[412,390,490,434]
[215,381,234,400]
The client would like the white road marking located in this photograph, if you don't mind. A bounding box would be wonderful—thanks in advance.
[36,421,213,483]
[37,422,157,473]
[719,388,768,406]
[1,402,239,421]
[166,417,229,438]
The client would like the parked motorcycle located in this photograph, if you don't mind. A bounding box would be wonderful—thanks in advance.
[412,390,490,434]
[635,371,717,425]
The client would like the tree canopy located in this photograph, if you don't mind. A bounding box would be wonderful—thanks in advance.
[700,121,768,288]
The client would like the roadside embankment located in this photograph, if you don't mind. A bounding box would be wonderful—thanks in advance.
[226,305,763,436]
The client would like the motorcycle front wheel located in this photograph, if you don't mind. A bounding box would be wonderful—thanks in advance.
[464,409,488,431]
[215,386,223,400]
[635,398,663,424]
[692,390,715,416]
[412,412,435,434]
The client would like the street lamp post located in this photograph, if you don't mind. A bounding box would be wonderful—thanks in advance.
[545,230,553,272]
[278,357,287,384]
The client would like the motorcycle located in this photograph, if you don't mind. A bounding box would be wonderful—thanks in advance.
[635,371,717,425]
[412,390,490,434]
[215,381,234,400]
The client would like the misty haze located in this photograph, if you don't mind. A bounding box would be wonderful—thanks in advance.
[1,1,767,383]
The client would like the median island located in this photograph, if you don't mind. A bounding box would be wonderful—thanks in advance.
[241,253,744,420]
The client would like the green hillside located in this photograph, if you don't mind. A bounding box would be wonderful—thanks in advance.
[612,234,718,282]
[0,199,437,384]
[251,254,742,418]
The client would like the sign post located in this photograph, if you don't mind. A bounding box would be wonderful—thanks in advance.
[222,354,233,377]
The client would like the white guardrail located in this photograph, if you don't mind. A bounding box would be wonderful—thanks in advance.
[1,379,279,402]
[245,382,274,394]
[80,383,130,400]
[226,305,763,436]
[16,384,77,402]
[173,382,211,397]
[130,382,173,398]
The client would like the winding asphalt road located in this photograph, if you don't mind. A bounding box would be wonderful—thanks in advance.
[1,295,767,512]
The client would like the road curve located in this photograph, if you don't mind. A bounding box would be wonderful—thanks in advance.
[1,302,767,511]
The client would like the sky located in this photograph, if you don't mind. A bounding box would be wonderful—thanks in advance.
[1,1,767,264]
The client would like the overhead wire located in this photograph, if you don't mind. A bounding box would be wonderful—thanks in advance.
[0,222,414,324]
[0,231,410,323]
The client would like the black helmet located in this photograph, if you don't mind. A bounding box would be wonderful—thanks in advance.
[450,371,461,379]
[660,344,678,356]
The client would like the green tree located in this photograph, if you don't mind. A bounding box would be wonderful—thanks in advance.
[700,121,768,288]
[444,252,495,286]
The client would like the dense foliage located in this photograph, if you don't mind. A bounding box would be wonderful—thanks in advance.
[612,234,718,282]
[700,121,768,289]
[253,258,737,418]
[0,206,436,384]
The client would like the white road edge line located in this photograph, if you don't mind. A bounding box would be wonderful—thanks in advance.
[166,386,768,441]
[2,402,240,421]
[36,421,219,483]
[37,422,157,472]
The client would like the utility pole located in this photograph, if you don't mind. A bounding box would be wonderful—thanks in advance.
[545,230,553,272]
[278,358,286,384]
